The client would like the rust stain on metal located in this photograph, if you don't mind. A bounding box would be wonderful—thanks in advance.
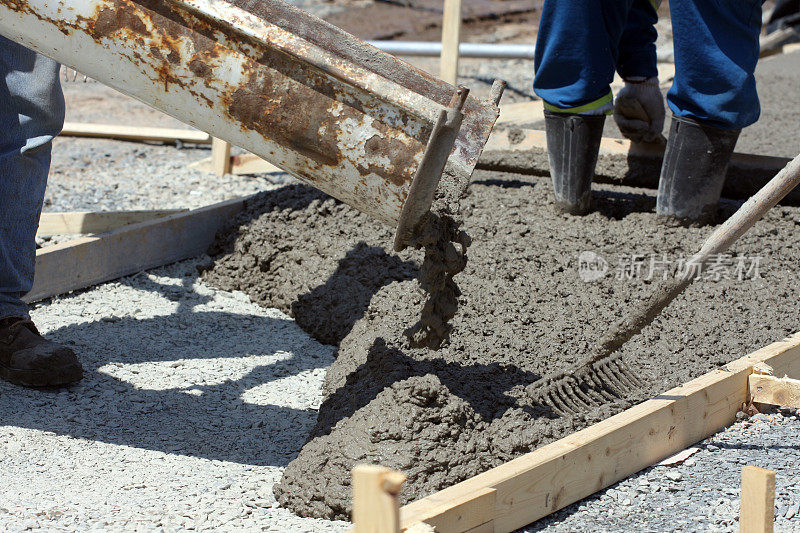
[219,46,423,186]
[187,57,211,79]
[87,5,147,40]
[0,0,482,218]
[363,134,419,187]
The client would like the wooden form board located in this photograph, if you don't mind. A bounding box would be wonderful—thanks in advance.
[61,122,211,144]
[37,209,185,236]
[25,196,252,303]
[399,333,800,532]
[478,128,797,203]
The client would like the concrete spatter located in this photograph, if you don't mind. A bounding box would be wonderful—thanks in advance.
[205,172,800,520]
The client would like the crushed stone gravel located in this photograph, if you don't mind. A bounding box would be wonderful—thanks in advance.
[525,409,800,533]
[0,259,349,533]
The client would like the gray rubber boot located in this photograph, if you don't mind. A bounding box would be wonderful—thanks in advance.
[544,110,606,215]
[656,115,740,224]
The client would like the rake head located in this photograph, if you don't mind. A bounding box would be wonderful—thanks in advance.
[527,354,644,417]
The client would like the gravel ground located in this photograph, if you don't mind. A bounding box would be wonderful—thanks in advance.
[1,259,349,533]
[528,409,800,533]
[0,11,797,532]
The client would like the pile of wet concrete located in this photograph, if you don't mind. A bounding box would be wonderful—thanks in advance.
[203,171,800,520]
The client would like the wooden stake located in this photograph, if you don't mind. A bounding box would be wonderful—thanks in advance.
[352,465,407,533]
[439,0,462,84]
[740,466,775,533]
[211,137,232,176]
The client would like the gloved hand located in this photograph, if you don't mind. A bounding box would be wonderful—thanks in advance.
[613,77,666,144]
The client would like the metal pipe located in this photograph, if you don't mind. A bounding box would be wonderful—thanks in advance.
[371,40,676,63]
[369,40,536,59]
[0,0,500,243]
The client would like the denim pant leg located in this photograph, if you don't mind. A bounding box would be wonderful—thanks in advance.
[533,0,658,113]
[0,35,65,318]
[668,0,763,129]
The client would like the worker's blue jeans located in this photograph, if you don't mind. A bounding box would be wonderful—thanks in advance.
[533,0,764,129]
[0,35,64,319]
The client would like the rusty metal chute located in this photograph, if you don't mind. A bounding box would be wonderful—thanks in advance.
[0,0,501,248]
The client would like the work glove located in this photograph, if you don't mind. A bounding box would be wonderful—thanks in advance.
[613,77,666,144]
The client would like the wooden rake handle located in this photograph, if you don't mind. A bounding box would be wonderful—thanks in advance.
[589,151,800,366]
[689,151,800,271]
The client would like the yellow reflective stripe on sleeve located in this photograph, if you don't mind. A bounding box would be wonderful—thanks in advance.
[542,90,613,114]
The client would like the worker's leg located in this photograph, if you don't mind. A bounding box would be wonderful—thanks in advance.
[534,0,637,113]
[0,35,64,318]
[657,0,763,222]
[0,35,81,386]
[534,0,636,214]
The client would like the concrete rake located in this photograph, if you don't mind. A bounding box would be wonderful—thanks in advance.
[528,151,800,417]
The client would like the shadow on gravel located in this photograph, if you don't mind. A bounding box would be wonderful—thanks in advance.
[712,441,800,451]
[0,273,331,468]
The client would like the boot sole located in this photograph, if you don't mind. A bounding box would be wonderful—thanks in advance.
[0,362,83,387]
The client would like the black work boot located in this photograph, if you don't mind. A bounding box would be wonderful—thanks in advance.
[0,317,82,387]
[544,110,606,215]
[656,115,741,224]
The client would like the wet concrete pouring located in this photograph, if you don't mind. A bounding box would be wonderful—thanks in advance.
[203,164,800,520]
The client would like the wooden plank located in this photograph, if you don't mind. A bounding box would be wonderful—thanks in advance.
[439,0,462,84]
[211,137,232,176]
[353,465,406,533]
[749,374,800,408]
[37,209,185,236]
[399,333,800,532]
[60,122,211,144]
[189,153,284,175]
[740,466,775,533]
[496,101,544,127]
[25,196,253,303]
[401,488,494,532]
[461,522,493,533]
